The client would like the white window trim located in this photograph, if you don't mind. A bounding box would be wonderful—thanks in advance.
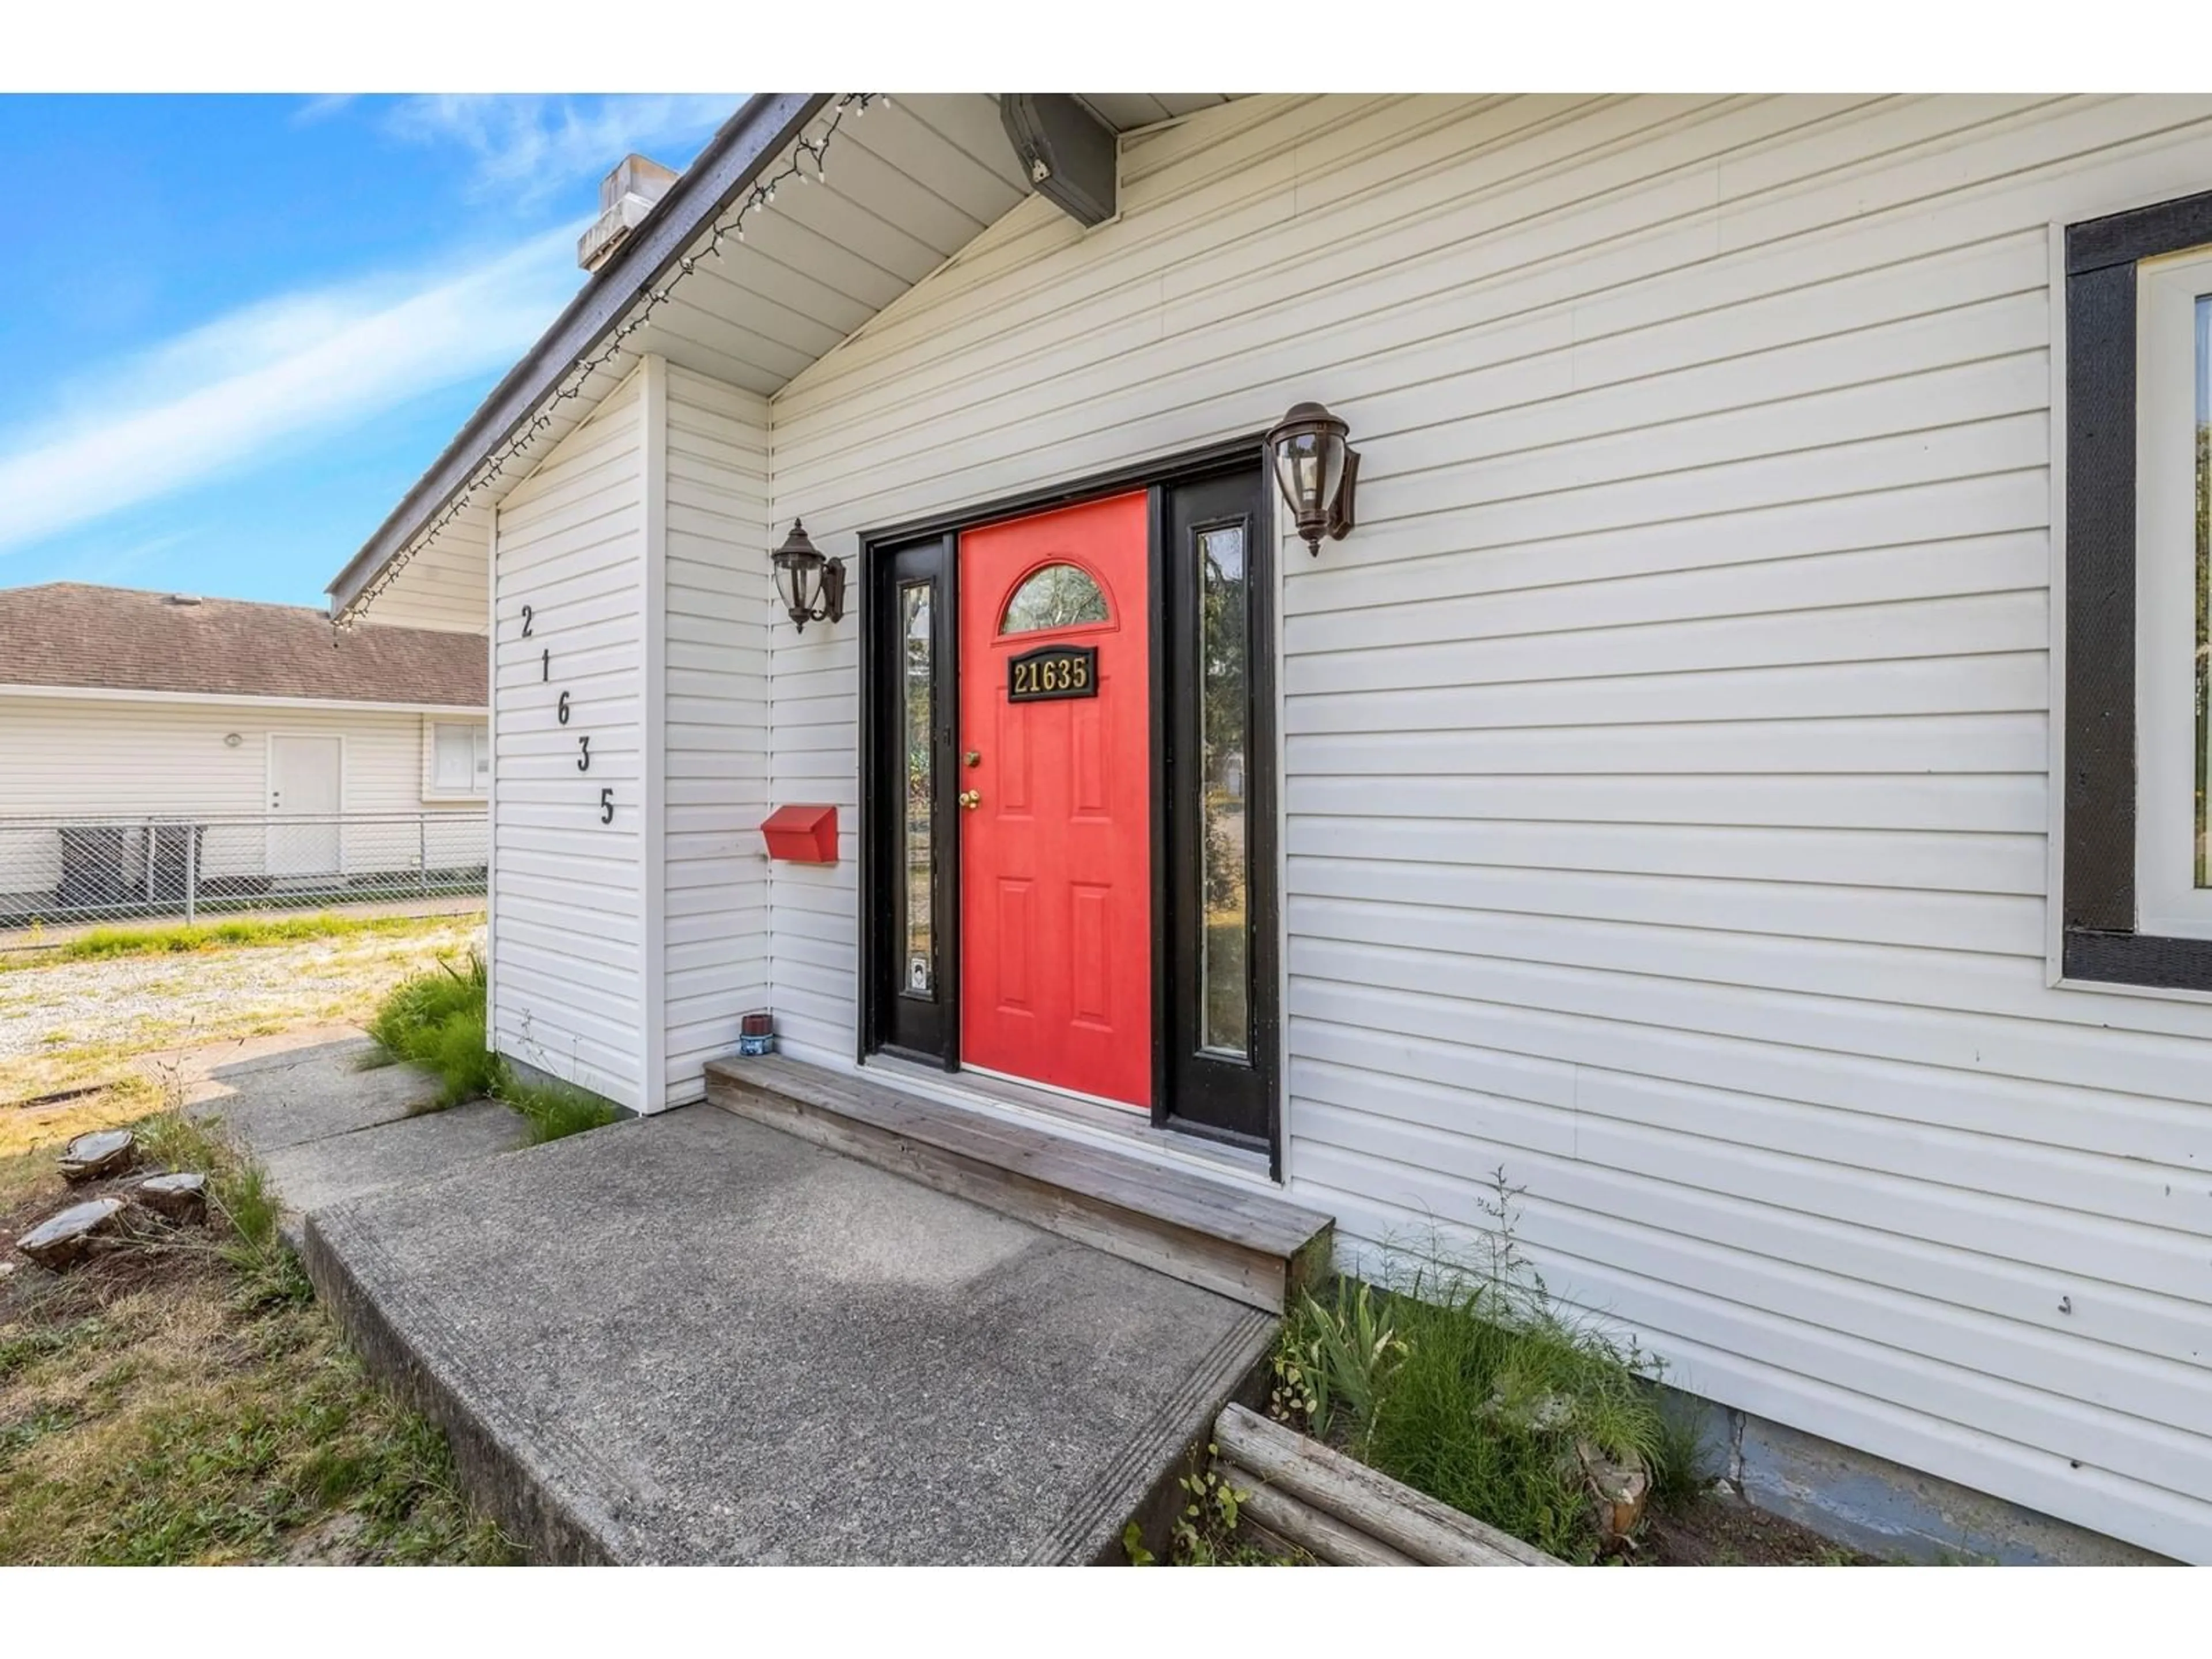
[2046,219,2070,988]
[2134,249,2212,939]
[425,718,490,802]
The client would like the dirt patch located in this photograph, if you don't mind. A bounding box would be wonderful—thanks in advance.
[0,917,482,1105]
[0,1080,162,1164]
[1639,1489,1881,1565]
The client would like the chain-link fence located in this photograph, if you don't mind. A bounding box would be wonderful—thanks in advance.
[0,813,487,929]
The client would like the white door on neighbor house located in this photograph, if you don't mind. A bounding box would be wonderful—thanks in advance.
[267,734,342,878]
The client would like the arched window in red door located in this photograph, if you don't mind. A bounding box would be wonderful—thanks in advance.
[999,562,1109,634]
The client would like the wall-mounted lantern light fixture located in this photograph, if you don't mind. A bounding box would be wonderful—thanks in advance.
[1264,400,1359,555]
[771,519,846,633]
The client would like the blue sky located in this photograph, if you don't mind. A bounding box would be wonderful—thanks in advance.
[0,94,738,608]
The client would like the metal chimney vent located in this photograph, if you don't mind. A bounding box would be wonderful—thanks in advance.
[578,154,680,273]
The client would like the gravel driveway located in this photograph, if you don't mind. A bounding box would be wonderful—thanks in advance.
[0,918,484,1104]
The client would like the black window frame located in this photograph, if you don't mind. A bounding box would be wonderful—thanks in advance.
[860,533,958,1065]
[2063,185,2212,988]
[1157,467,1277,1150]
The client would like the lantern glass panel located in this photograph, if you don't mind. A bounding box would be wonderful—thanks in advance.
[1270,429,1346,522]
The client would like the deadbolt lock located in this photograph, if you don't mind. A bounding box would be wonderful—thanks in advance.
[958,790,982,810]
[964,750,982,768]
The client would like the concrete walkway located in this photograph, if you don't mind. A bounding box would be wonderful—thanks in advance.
[180,1028,1276,1562]
[181,1026,531,1243]
[302,1104,1277,1564]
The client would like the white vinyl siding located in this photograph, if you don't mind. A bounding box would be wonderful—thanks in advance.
[486,358,778,1113]
[660,365,774,1100]
[489,369,651,1111]
[0,695,486,897]
[754,94,2212,1560]
[359,513,491,634]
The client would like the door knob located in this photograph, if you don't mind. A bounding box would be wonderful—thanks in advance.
[958,790,982,810]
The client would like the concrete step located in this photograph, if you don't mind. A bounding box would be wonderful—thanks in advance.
[703,1054,1333,1313]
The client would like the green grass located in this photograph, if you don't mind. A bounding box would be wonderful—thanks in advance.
[0,1116,517,1564]
[1648,1399,1717,1506]
[1355,1262,1666,1560]
[5,912,475,969]
[498,1074,622,1143]
[366,952,618,1143]
[134,1111,310,1309]
[366,952,497,1108]
[1270,1173,1684,1564]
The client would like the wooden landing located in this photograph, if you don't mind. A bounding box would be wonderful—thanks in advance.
[702,1055,1333,1313]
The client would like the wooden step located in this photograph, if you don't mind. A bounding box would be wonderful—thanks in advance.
[702,1055,1333,1313]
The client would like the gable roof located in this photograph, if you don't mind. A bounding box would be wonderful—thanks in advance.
[325,93,1238,621]
[323,93,827,620]
[0,584,486,709]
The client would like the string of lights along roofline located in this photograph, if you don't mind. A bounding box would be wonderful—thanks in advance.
[335,93,886,632]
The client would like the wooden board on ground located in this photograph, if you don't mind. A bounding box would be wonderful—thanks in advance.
[1221,1462,1414,1566]
[1215,1403,1562,1566]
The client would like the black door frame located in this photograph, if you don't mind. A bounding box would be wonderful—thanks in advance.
[862,532,957,1066]
[856,434,1283,1174]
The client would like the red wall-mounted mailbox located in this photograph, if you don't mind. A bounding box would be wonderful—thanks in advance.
[760,804,838,864]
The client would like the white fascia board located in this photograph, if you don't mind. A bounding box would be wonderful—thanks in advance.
[0,684,486,717]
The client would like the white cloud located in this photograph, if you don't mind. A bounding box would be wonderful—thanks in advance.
[52,528,196,588]
[387,94,736,204]
[291,94,357,126]
[0,227,581,556]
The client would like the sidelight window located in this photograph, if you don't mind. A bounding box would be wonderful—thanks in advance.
[899,582,936,997]
[1196,524,1249,1056]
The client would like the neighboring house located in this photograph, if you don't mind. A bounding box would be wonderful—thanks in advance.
[0,583,487,917]
[327,94,2212,1563]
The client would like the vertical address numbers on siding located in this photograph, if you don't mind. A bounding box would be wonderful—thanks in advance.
[520,602,611,825]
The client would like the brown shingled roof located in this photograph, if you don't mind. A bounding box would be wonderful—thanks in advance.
[0,584,486,707]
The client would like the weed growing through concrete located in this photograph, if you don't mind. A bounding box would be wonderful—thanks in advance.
[368,952,498,1108]
[368,952,618,1143]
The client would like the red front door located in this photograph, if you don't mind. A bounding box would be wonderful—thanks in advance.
[959,492,1152,1108]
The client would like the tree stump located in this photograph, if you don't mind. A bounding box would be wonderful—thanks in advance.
[17,1198,127,1269]
[134,1171,209,1222]
[59,1128,136,1184]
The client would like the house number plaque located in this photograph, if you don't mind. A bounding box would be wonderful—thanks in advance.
[519,601,612,825]
[1006,644,1096,703]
